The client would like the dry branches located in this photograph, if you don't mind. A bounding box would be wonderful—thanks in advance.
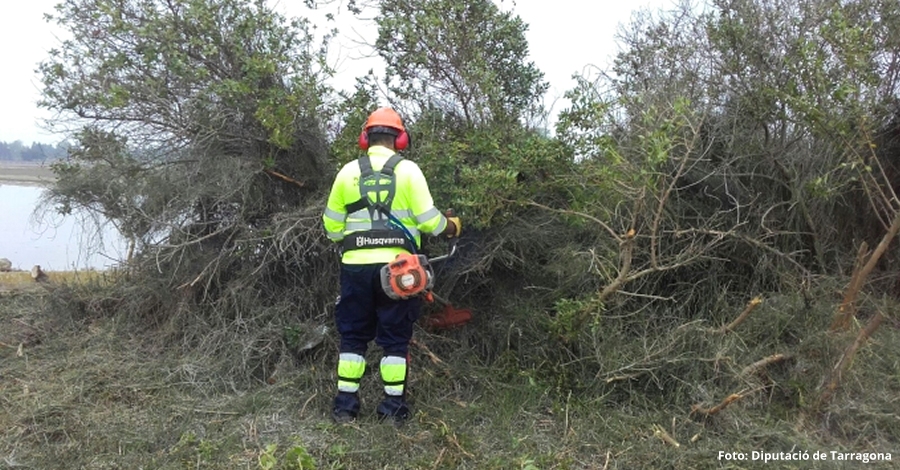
[690,354,791,418]
[818,312,885,407]
[652,423,681,448]
[598,228,636,304]
[264,168,306,188]
[830,241,869,331]
[523,200,622,243]
[740,353,791,378]
[411,338,445,365]
[716,296,763,334]
[691,393,745,417]
[831,211,900,331]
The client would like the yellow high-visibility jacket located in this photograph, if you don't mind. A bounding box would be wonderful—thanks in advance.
[323,146,448,264]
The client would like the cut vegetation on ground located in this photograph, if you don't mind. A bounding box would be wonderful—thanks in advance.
[1,279,898,469]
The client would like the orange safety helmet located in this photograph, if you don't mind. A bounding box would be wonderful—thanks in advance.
[359,107,410,150]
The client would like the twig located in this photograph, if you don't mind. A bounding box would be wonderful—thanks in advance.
[597,229,636,305]
[831,211,900,332]
[523,200,622,243]
[819,312,885,407]
[740,353,791,378]
[190,409,240,416]
[652,423,681,447]
[619,253,705,284]
[615,290,676,302]
[264,168,305,188]
[652,145,694,269]
[716,297,763,334]
[840,128,899,229]
[160,225,230,250]
[673,228,810,275]
[830,242,869,331]
[431,448,446,469]
[605,374,641,384]
[438,419,475,458]
[299,392,318,417]
[410,339,444,365]
[690,392,744,417]
[178,265,209,290]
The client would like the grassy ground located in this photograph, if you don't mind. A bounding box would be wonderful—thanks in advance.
[0,162,56,186]
[1,278,898,469]
[0,271,106,294]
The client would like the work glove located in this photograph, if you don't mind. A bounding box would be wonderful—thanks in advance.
[445,210,462,238]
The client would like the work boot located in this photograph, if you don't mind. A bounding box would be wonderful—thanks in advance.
[331,392,360,424]
[376,395,411,427]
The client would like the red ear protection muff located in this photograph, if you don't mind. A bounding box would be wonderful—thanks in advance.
[358,129,410,151]
[394,130,409,150]
[358,130,369,150]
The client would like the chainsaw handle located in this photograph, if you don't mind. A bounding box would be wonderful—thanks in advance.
[428,240,457,264]
[428,291,449,305]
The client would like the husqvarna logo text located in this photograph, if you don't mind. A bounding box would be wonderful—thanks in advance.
[357,236,407,247]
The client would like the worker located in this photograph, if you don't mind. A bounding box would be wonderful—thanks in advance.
[322,107,462,425]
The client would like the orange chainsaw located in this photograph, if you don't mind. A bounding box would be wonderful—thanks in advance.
[380,252,435,300]
[379,240,472,330]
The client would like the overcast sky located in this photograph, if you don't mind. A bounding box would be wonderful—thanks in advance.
[0,0,671,144]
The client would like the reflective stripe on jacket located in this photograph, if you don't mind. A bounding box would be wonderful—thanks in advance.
[323,146,447,264]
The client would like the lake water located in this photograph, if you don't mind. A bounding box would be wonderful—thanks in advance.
[0,183,126,271]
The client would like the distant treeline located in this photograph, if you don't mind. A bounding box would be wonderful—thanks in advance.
[0,141,68,162]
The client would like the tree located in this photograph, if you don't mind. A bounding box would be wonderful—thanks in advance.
[40,0,333,232]
[375,0,547,128]
[38,0,338,332]
[557,0,900,279]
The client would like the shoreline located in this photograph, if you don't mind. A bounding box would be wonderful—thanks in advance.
[0,162,57,186]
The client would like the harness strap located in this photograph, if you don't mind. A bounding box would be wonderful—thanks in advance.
[345,198,368,215]
[347,154,404,215]
[342,154,416,253]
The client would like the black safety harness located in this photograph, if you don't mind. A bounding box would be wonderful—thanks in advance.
[342,154,418,254]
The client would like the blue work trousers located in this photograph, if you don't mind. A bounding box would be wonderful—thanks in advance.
[335,263,422,357]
